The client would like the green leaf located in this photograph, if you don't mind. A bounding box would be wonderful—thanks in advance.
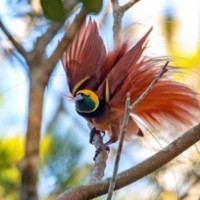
[40,0,66,22]
[80,0,103,14]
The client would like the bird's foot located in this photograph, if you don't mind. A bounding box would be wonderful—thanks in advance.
[89,127,105,144]
[93,144,110,161]
[89,127,110,160]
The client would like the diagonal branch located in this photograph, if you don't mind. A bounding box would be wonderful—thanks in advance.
[106,93,131,200]
[34,22,64,55]
[130,61,169,109]
[121,0,140,12]
[56,122,200,200]
[33,1,77,55]
[43,7,88,84]
[0,18,28,60]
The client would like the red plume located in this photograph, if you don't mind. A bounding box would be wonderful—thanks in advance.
[63,20,199,143]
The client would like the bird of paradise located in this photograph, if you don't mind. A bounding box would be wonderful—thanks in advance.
[62,20,199,147]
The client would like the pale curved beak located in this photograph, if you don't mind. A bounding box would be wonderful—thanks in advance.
[75,94,84,102]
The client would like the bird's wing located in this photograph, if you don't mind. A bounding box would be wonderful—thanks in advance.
[62,20,106,95]
[98,26,199,131]
[97,28,153,101]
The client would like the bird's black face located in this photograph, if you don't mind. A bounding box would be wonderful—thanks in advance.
[75,90,99,114]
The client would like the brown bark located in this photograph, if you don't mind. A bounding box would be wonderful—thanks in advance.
[19,70,45,200]
[18,8,88,198]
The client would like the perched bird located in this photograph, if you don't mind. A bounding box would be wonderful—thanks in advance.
[62,20,199,146]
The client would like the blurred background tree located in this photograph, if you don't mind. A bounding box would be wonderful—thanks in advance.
[0,0,200,200]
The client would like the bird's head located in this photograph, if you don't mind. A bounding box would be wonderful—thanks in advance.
[75,89,99,113]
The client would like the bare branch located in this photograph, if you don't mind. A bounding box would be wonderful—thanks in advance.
[107,93,131,200]
[121,0,140,12]
[131,61,169,109]
[33,1,77,55]
[106,61,168,199]
[89,130,108,183]
[111,0,123,43]
[43,7,88,83]
[0,18,28,60]
[111,0,140,43]
[34,23,63,56]
[56,122,200,200]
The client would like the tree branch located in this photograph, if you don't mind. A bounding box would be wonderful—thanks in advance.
[89,130,108,183]
[33,1,77,57]
[111,0,140,43]
[107,93,131,200]
[33,23,63,55]
[121,0,140,12]
[0,18,28,60]
[43,7,88,84]
[56,122,200,200]
[106,62,168,199]
[130,61,169,108]
[18,7,88,200]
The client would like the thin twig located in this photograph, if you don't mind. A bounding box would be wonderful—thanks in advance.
[34,23,63,56]
[111,0,140,43]
[106,61,169,200]
[131,61,169,109]
[44,7,87,82]
[107,93,131,200]
[33,1,77,55]
[121,0,140,12]
[0,18,28,60]
[106,1,149,198]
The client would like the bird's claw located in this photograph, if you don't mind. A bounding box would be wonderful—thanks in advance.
[89,128,105,144]
[93,144,110,161]
[89,127,96,144]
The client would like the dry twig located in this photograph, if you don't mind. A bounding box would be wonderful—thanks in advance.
[106,93,131,200]
[131,61,169,109]
[33,1,77,58]
[111,0,140,43]
[0,18,28,60]
[106,61,169,200]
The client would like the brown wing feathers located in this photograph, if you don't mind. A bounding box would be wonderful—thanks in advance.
[63,20,199,138]
[98,28,153,101]
[63,20,106,95]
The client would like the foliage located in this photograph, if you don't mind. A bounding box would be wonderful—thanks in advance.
[80,0,103,13]
[40,130,89,196]
[0,129,89,199]
[40,0,65,22]
[0,136,23,200]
